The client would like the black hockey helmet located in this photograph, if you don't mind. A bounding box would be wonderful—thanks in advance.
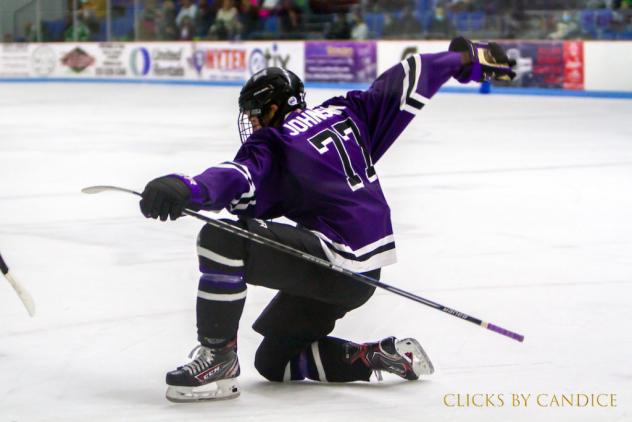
[238,67,306,143]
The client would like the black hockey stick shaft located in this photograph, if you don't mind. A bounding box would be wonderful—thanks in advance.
[82,185,524,343]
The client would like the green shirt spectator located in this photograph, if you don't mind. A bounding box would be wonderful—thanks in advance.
[64,19,91,41]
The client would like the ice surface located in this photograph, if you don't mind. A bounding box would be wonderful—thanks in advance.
[0,83,631,421]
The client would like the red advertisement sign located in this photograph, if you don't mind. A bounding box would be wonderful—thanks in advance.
[203,49,247,71]
[494,40,585,91]
[563,41,584,90]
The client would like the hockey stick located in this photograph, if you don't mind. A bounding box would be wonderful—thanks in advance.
[0,253,36,317]
[82,185,525,343]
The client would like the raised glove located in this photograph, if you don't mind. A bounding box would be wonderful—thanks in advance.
[140,175,200,221]
[450,36,516,83]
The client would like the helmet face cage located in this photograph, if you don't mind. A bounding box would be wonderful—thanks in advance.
[237,68,306,143]
[238,96,266,144]
[238,111,253,144]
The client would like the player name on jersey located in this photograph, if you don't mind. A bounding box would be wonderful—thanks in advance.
[283,106,345,136]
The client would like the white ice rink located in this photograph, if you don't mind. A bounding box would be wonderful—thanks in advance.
[1,83,631,422]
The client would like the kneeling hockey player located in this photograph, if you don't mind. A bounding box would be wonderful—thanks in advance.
[139,37,515,402]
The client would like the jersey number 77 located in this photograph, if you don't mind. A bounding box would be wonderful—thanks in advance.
[307,117,378,192]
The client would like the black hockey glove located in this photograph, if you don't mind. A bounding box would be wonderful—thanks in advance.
[140,175,194,221]
[449,36,516,83]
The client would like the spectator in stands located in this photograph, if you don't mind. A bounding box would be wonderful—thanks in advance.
[501,0,529,39]
[350,11,369,39]
[140,0,160,40]
[455,0,480,12]
[623,7,632,36]
[91,0,107,19]
[507,9,547,39]
[78,0,100,34]
[478,0,501,14]
[64,14,91,41]
[261,0,281,16]
[427,5,456,38]
[176,0,199,29]
[279,0,302,36]
[364,0,380,12]
[376,0,409,13]
[210,0,241,40]
[239,0,260,39]
[381,13,398,38]
[24,22,39,42]
[77,0,99,33]
[179,15,197,39]
[196,0,217,38]
[111,0,129,17]
[587,0,606,8]
[394,6,422,37]
[325,12,351,39]
[156,0,179,40]
[294,0,310,13]
[549,11,580,39]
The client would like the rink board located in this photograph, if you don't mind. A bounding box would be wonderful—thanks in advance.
[1,40,632,96]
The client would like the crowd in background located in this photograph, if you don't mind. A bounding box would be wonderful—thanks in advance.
[6,0,632,43]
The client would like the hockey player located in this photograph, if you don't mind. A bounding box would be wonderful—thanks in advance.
[139,37,515,402]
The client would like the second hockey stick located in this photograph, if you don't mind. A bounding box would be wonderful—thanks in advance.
[82,185,525,343]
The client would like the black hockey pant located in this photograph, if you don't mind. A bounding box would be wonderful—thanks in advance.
[195,218,378,382]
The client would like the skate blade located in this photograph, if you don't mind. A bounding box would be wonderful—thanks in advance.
[166,378,240,403]
[395,338,435,376]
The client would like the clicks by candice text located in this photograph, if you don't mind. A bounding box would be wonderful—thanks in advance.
[442,393,618,408]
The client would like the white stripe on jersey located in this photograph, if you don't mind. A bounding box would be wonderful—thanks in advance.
[216,162,257,211]
[400,54,430,116]
[309,230,395,257]
[309,230,397,272]
[230,198,257,211]
[317,240,397,273]
[218,161,253,182]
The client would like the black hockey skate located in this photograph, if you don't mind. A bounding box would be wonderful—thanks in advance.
[165,340,240,402]
[345,337,434,381]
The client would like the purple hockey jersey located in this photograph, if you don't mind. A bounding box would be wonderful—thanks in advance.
[193,52,465,272]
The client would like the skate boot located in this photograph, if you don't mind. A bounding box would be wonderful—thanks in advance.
[165,340,240,402]
[345,336,434,381]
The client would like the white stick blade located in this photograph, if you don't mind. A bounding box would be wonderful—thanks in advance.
[5,272,35,317]
[81,185,117,194]
[81,186,140,196]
